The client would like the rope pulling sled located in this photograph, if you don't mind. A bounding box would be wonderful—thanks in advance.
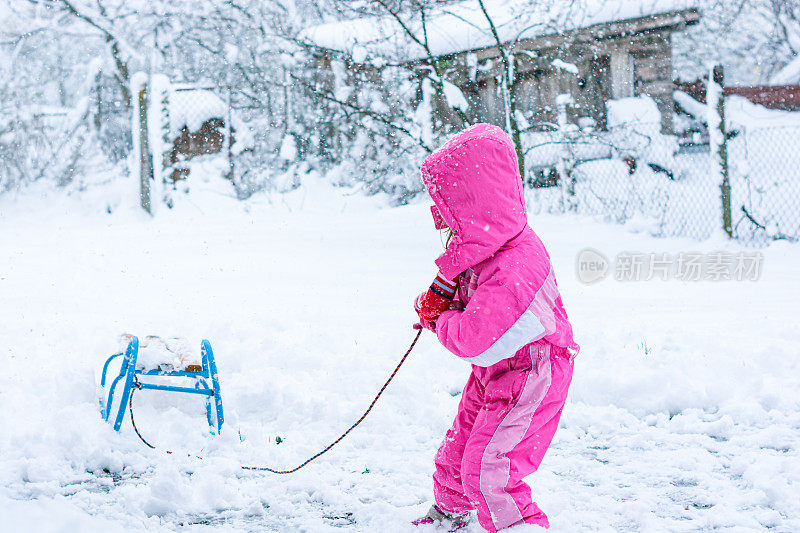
[103,329,423,474]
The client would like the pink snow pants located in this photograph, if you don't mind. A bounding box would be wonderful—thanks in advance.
[433,342,574,532]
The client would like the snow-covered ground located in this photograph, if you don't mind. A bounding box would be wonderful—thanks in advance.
[1,174,798,532]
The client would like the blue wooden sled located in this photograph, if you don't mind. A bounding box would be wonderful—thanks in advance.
[99,336,224,434]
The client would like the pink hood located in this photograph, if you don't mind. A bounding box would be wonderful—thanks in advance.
[421,123,577,365]
[421,124,527,280]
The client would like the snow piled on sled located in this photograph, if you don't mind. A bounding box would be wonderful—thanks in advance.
[0,174,799,532]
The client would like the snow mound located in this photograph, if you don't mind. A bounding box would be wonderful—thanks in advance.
[607,96,662,128]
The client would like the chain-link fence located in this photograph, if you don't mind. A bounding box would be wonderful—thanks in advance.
[132,75,262,212]
[730,125,800,242]
[524,121,800,244]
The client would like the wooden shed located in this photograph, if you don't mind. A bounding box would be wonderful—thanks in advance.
[167,88,254,181]
[304,1,700,134]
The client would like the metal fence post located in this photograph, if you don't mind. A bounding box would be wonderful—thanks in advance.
[712,65,732,237]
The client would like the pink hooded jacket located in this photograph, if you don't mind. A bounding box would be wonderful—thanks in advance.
[421,123,578,367]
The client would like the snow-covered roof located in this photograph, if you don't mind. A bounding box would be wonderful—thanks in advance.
[301,0,699,64]
[169,89,228,137]
[675,90,800,130]
[168,89,254,152]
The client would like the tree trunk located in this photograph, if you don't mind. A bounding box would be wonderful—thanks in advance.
[507,68,525,184]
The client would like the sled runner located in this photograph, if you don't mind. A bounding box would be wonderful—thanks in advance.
[99,335,223,433]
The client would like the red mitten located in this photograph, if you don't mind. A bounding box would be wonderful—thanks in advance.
[414,272,458,322]
[413,317,437,332]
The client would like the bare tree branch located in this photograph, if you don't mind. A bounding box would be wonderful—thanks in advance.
[46,0,132,107]
[287,70,433,153]
[476,0,525,180]
[368,0,469,125]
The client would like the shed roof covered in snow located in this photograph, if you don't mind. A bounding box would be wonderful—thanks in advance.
[168,88,254,152]
[301,0,699,63]
[169,89,230,138]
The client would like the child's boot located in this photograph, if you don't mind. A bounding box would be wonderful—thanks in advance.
[412,504,470,531]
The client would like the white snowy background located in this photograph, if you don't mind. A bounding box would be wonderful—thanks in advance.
[3,0,800,531]
[1,173,798,532]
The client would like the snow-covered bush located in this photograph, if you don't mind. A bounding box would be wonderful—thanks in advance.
[606,96,679,177]
[0,8,116,193]
[525,96,723,238]
[0,102,103,192]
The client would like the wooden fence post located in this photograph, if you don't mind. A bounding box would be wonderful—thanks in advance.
[225,86,234,181]
[137,82,153,214]
[712,65,732,237]
[149,74,171,204]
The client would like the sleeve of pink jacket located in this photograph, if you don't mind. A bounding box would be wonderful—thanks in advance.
[435,271,551,368]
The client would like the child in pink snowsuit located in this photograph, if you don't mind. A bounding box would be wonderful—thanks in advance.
[413,123,579,532]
